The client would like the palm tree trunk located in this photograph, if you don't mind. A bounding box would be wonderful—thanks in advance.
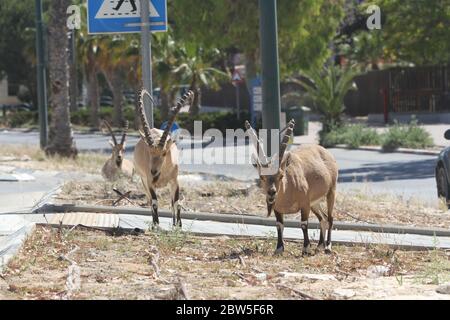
[160,89,170,120]
[87,67,100,128]
[103,70,124,127]
[45,0,77,158]
[189,74,201,116]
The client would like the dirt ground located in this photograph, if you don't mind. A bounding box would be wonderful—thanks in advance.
[1,226,449,300]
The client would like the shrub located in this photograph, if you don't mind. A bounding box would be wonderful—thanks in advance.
[321,124,380,148]
[382,119,434,151]
[5,110,38,128]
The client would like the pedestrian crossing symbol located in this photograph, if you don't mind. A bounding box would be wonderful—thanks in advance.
[88,0,167,34]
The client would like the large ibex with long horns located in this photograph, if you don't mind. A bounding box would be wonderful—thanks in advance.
[134,89,194,228]
[246,120,338,256]
[101,120,134,181]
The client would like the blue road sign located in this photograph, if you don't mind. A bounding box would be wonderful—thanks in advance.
[88,0,167,34]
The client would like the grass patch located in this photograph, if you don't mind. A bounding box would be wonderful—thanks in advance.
[321,124,380,148]
[2,144,108,175]
[381,119,434,151]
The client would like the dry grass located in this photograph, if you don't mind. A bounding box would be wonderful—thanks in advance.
[1,144,108,174]
[1,226,449,300]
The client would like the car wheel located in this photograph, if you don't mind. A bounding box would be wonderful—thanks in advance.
[437,166,450,206]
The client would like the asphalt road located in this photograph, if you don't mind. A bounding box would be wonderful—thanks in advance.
[0,130,441,206]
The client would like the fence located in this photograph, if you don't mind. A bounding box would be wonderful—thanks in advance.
[345,66,450,117]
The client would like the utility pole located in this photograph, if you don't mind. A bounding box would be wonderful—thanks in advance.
[35,0,48,149]
[140,0,154,127]
[259,0,281,156]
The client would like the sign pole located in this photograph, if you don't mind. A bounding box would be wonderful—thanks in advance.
[236,84,240,121]
[140,0,154,127]
[259,0,281,156]
[35,0,48,149]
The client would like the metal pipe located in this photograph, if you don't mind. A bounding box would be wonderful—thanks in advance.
[259,0,281,156]
[140,0,154,127]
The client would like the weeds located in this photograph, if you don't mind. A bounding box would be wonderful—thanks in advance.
[415,238,450,285]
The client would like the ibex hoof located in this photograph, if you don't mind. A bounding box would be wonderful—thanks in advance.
[273,246,284,256]
[324,244,333,254]
[151,224,161,232]
[315,243,326,253]
[302,244,313,257]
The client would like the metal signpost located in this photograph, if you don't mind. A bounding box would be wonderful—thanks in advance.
[259,0,281,156]
[35,0,48,149]
[232,70,244,121]
[87,0,168,127]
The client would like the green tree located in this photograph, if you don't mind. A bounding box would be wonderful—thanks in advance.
[173,45,230,116]
[343,0,450,66]
[0,0,39,105]
[292,64,360,136]
[171,0,344,82]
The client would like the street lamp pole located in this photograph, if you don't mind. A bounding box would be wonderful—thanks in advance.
[140,0,154,128]
[35,0,48,149]
[259,0,281,156]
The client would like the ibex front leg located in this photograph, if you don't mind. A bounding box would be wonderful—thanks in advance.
[150,188,159,229]
[274,211,285,255]
[301,207,312,256]
[171,182,182,228]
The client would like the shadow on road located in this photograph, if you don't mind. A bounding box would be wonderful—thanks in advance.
[338,159,436,183]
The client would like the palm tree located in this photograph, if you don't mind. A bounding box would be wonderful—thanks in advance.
[173,46,230,116]
[77,5,101,128]
[45,0,77,157]
[152,32,183,120]
[97,36,130,126]
[291,64,360,134]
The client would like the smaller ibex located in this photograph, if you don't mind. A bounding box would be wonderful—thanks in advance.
[246,120,338,256]
[134,89,194,228]
[101,120,134,181]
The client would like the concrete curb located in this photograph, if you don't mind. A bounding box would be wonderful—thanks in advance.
[36,204,450,238]
[331,145,440,156]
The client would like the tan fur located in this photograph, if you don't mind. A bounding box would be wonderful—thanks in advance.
[101,120,134,181]
[272,145,338,215]
[133,128,179,190]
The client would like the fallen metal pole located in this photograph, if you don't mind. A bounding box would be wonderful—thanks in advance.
[35,204,450,237]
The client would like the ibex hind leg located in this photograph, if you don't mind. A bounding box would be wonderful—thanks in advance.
[301,207,312,257]
[325,187,336,254]
[171,183,182,228]
[311,204,328,252]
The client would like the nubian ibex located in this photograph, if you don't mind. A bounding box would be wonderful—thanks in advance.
[134,89,194,228]
[101,120,134,181]
[246,120,338,256]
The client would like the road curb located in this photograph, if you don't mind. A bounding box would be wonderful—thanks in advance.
[331,145,440,156]
[36,204,450,238]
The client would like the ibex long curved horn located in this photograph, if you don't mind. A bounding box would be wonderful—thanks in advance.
[103,120,117,146]
[279,119,295,165]
[245,121,269,166]
[138,88,154,146]
[159,90,194,149]
[120,120,129,145]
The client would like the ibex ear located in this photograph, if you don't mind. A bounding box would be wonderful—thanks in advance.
[251,154,260,168]
[109,140,115,148]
